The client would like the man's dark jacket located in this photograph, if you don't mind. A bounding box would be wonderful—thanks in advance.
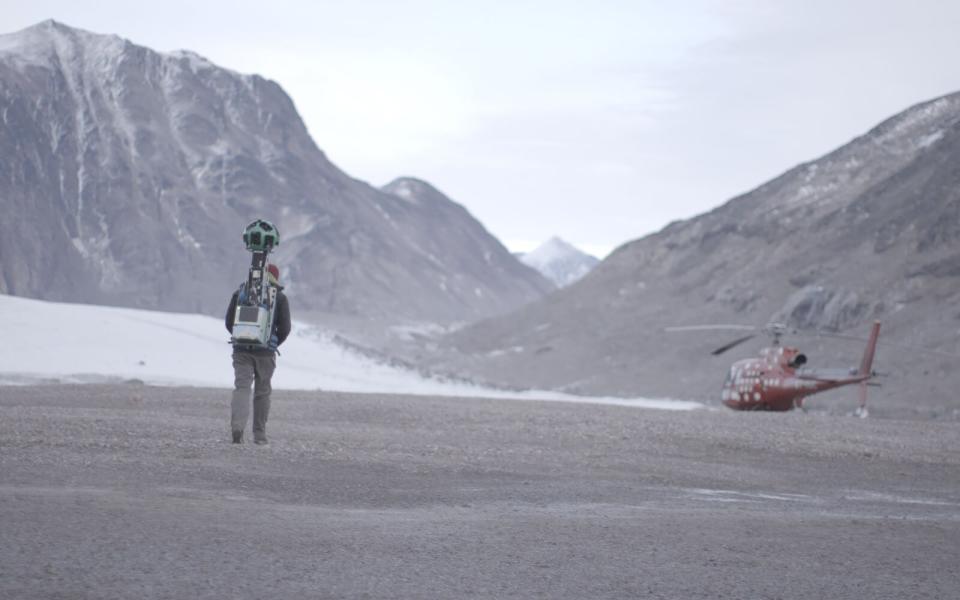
[225,285,291,353]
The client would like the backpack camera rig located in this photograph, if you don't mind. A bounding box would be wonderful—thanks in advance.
[231,219,280,348]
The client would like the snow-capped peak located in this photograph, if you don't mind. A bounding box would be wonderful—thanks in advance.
[0,21,233,78]
[526,237,578,263]
[520,237,599,287]
[382,177,434,205]
[0,20,124,62]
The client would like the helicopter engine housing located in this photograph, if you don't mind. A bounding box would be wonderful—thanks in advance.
[788,353,807,368]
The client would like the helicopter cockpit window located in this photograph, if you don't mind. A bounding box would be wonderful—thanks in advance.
[724,367,735,386]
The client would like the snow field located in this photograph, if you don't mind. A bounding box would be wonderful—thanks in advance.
[1,294,700,411]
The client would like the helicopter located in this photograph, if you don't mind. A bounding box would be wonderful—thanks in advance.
[666,321,881,416]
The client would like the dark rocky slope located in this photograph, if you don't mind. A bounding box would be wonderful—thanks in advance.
[441,92,960,417]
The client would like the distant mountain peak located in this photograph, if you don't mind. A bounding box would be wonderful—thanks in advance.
[520,237,599,287]
[534,236,577,254]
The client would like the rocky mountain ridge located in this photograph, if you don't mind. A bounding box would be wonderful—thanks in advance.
[0,20,552,322]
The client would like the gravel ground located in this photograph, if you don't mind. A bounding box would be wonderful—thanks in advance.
[1,383,958,599]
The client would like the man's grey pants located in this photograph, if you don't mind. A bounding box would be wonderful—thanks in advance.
[231,351,276,437]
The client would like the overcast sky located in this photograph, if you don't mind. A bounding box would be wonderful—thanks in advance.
[5,1,960,257]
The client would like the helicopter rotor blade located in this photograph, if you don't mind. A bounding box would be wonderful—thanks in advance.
[664,325,757,332]
[711,334,757,355]
[789,329,960,359]
[663,325,759,355]
[788,330,871,343]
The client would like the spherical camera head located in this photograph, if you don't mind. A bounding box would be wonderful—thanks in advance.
[242,219,280,252]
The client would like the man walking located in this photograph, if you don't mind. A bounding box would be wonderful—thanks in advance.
[224,263,291,445]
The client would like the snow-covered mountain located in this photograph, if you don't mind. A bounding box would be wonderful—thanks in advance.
[518,237,599,287]
[0,294,699,411]
[439,91,960,417]
[0,20,551,322]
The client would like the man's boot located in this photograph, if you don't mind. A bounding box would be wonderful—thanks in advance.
[232,430,243,444]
